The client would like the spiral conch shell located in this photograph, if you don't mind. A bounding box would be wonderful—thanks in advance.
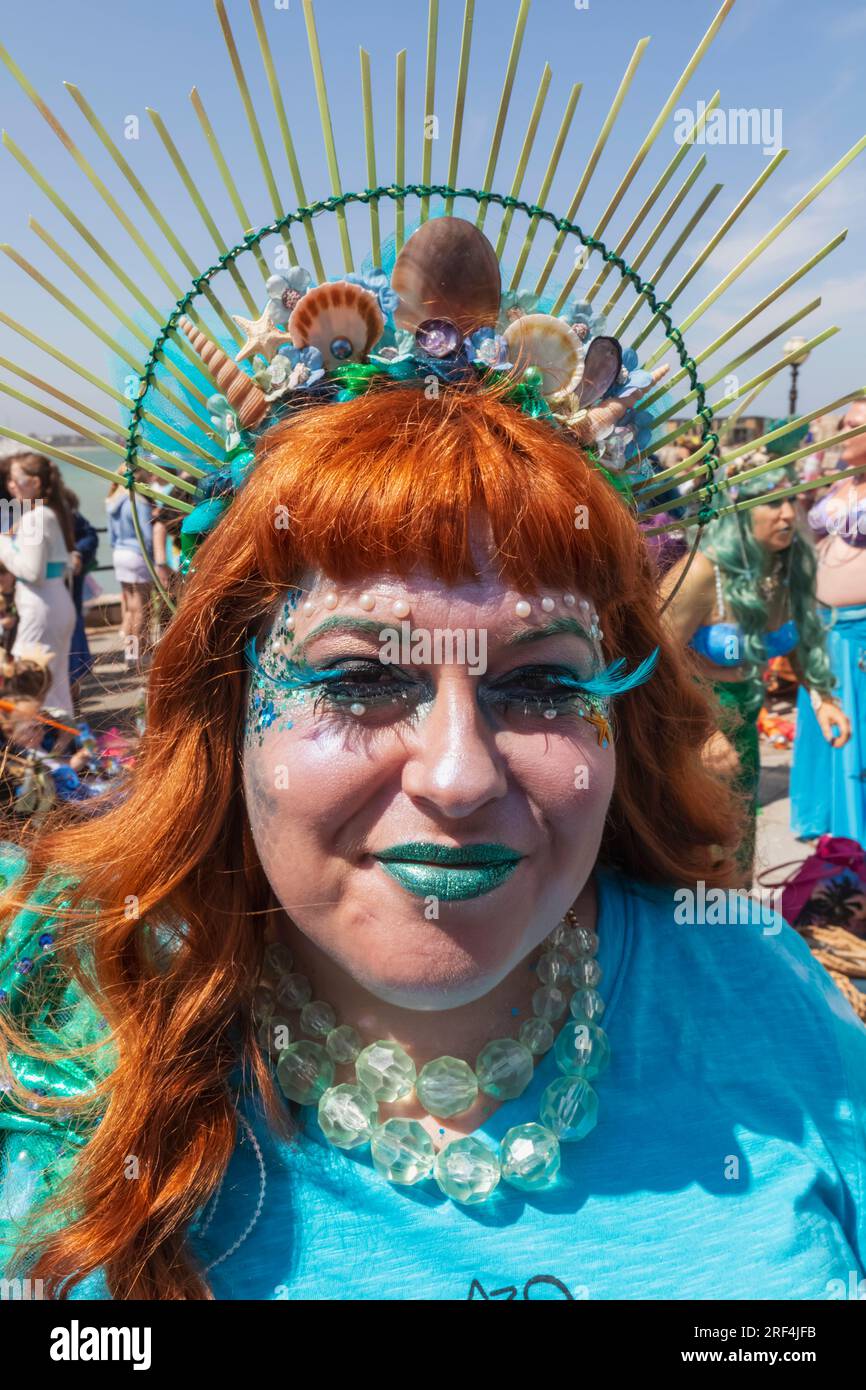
[288,281,384,369]
[178,316,269,429]
[503,314,582,402]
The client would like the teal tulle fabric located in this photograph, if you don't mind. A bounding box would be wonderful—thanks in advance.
[0,844,112,1272]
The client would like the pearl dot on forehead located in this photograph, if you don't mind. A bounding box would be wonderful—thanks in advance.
[323,593,339,610]
[392,599,411,618]
[541,597,556,612]
[358,593,376,611]
[515,600,532,618]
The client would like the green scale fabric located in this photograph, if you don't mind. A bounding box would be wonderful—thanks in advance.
[712,679,761,871]
[0,843,112,1271]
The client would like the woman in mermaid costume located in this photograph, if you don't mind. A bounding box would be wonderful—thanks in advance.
[661,446,849,874]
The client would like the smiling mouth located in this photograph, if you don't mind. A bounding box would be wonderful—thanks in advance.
[371,842,524,901]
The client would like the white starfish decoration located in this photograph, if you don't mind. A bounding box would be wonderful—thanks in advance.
[232,310,293,364]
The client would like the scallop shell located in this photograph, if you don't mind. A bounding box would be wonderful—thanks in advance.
[391,217,501,336]
[503,314,582,402]
[178,316,269,429]
[288,281,384,369]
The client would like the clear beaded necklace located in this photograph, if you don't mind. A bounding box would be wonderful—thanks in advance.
[254,910,609,1205]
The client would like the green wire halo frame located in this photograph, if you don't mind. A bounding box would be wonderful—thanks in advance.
[122,184,720,613]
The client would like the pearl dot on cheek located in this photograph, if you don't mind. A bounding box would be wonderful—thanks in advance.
[392,599,411,618]
[349,702,366,716]
[515,600,531,618]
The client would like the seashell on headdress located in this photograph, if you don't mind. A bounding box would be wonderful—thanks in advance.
[178,317,269,430]
[503,315,582,403]
[390,217,502,337]
[288,281,385,370]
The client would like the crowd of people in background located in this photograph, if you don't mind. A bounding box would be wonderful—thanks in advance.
[0,446,188,818]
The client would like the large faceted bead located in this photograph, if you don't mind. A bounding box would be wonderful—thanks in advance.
[519,1017,555,1055]
[532,985,567,1021]
[371,1118,435,1185]
[263,941,294,976]
[570,957,602,989]
[355,1041,416,1102]
[317,1083,378,1149]
[257,1013,293,1058]
[326,1023,363,1065]
[475,1038,534,1099]
[539,1074,599,1142]
[536,950,570,986]
[276,1040,335,1105]
[300,1000,337,1037]
[563,925,598,960]
[275,971,313,1010]
[416,1056,478,1117]
[500,1122,561,1191]
[570,987,605,1021]
[553,1020,610,1080]
[434,1136,501,1204]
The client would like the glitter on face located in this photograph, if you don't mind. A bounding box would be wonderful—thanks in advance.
[245,590,303,748]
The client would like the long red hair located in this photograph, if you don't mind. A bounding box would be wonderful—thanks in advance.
[0,385,742,1298]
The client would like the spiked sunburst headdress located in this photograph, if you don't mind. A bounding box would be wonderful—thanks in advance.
[1,0,865,609]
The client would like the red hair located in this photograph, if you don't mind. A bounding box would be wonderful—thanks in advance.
[0,386,742,1298]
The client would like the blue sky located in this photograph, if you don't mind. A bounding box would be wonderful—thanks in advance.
[0,0,863,439]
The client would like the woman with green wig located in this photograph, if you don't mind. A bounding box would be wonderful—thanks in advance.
[661,448,850,876]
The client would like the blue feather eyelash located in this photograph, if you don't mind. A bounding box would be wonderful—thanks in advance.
[244,634,349,691]
[246,632,659,706]
[556,648,660,701]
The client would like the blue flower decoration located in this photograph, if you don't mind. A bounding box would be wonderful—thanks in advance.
[500,289,540,322]
[369,328,416,366]
[266,267,313,323]
[610,346,653,398]
[560,299,607,339]
[464,327,510,369]
[273,344,326,390]
[346,268,400,317]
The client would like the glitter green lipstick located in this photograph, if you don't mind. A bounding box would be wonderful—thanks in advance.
[372,842,523,900]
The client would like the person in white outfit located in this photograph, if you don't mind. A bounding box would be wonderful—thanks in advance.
[0,453,76,717]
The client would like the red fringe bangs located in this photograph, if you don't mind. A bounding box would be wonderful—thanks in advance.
[242,385,642,607]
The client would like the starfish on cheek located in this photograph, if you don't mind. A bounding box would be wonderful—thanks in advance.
[232,311,294,364]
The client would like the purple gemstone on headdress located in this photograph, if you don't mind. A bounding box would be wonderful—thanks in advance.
[15,957,33,975]
[329,336,354,361]
[39,933,54,949]
[0,988,7,1003]
[414,317,461,359]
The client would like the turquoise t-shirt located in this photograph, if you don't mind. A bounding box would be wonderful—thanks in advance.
[4,868,866,1299]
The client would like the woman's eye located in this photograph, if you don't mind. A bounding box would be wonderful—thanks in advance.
[314,661,424,710]
[484,667,594,712]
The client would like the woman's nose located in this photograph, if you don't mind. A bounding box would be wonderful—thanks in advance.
[401,675,508,819]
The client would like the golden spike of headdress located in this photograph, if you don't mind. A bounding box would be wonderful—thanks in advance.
[569,95,721,314]
[495,64,552,261]
[420,0,440,222]
[476,0,531,233]
[631,149,789,352]
[248,0,327,283]
[178,316,269,431]
[445,0,476,216]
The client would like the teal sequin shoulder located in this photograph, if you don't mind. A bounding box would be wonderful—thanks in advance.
[0,843,112,1275]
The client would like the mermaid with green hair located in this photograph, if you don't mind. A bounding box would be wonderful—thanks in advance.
[661,448,850,875]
